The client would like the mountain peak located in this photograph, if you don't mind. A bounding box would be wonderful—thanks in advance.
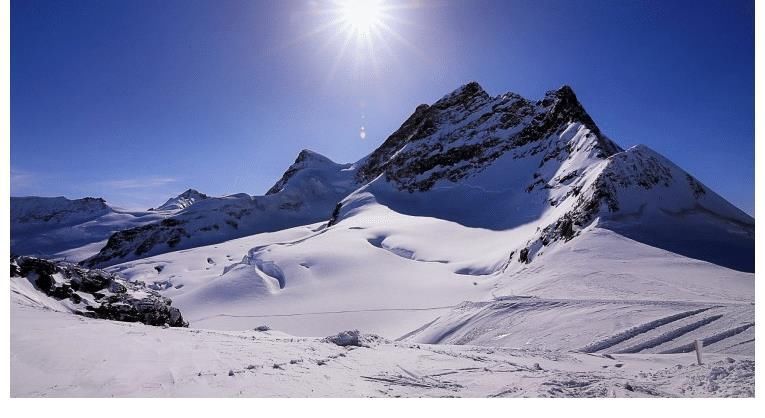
[540,84,580,106]
[153,189,209,211]
[266,149,340,195]
[357,82,621,189]
[433,81,489,109]
[552,84,576,97]
[295,149,334,165]
[457,80,485,95]
[178,189,207,199]
[535,84,609,142]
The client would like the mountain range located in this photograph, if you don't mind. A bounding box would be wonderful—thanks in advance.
[10,82,755,397]
[11,81,754,352]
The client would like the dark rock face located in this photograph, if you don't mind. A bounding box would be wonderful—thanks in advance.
[82,219,190,267]
[12,256,188,327]
[356,103,433,185]
[327,203,343,227]
[686,174,707,198]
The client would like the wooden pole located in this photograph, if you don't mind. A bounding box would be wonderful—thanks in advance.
[695,339,703,365]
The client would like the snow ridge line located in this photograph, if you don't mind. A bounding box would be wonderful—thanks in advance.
[580,308,712,353]
[614,314,723,354]
[659,323,755,354]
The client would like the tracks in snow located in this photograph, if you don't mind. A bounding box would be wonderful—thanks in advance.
[614,314,723,354]
[580,303,754,355]
[659,323,755,354]
[579,308,713,353]
[401,296,752,356]
[190,294,753,357]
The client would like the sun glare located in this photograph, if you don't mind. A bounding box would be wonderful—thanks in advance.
[339,0,383,36]
[291,0,425,88]
[290,0,424,141]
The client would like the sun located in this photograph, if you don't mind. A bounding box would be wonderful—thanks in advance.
[292,0,425,85]
[338,0,383,36]
[286,1,427,141]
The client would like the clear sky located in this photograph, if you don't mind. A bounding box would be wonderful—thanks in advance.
[11,0,754,214]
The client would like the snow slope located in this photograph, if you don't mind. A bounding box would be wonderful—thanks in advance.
[104,200,752,351]
[107,219,483,337]
[10,299,754,397]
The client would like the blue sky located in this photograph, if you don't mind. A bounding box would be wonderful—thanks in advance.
[11,0,754,214]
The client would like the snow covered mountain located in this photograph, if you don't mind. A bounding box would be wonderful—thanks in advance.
[10,196,168,260]
[340,82,752,271]
[10,82,755,397]
[82,150,357,267]
[83,82,752,273]
[151,188,209,211]
[87,83,753,353]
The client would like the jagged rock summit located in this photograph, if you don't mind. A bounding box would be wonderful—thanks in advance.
[356,82,621,191]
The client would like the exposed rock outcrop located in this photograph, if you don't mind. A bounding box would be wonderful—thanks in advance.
[12,256,188,327]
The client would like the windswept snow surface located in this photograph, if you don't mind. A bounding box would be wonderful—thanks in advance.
[10,300,754,397]
[109,217,494,337]
[108,200,753,353]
